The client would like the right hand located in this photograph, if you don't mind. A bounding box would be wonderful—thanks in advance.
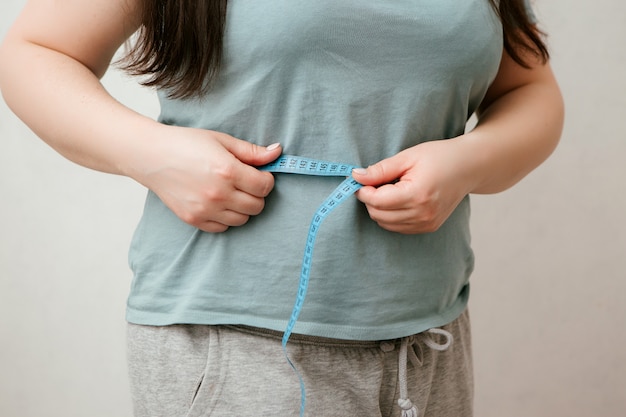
[136,125,282,233]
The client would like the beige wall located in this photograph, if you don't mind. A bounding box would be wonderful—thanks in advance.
[1,1,624,416]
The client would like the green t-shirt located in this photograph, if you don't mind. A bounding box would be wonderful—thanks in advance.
[127,0,504,340]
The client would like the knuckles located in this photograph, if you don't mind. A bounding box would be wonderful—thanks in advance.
[258,173,275,197]
[212,163,237,183]
[178,209,208,228]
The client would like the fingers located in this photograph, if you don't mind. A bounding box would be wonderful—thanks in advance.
[144,127,283,233]
[357,182,430,233]
[213,134,281,197]
[196,221,230,234]
[363,203,441,234]
[193,137,278,229]
[179,183,270,231]
[352,145,459,234]
[351,155,406,187]
[203,168,273,232]
[217,134,282,167]
[199,151,279,231]
[195,209,252,233]
[356,182,409,208]
[233,164,276,198]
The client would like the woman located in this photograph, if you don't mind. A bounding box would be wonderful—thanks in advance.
[0,1,563,416]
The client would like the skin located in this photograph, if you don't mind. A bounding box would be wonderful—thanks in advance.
[0,0,564,235]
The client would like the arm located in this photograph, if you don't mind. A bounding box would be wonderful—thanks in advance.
[464,50,564,194]
[0,0,281,232]
[352,49,564,234]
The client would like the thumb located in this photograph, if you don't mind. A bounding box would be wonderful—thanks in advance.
[219,135,282,166]
[351,158,404,187]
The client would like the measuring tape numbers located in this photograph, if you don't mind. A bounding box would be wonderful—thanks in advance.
[259,155,364,416]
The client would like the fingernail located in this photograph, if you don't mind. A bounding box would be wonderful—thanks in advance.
[266,143,281,151]
[352,168,367,175]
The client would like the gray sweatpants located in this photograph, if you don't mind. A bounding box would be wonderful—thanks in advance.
[127,310,472,417]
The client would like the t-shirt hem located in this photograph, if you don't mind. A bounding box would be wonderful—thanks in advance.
[125,295,468,341]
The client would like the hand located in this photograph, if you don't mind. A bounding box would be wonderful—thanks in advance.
[136,125,282,233]
[352,138,476,234]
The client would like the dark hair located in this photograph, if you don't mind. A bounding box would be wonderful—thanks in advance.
[488,0,550,67]
[121,0,549,99]
[121,0,228,99]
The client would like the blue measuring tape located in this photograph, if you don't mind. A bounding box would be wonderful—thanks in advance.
[259,155,363,416]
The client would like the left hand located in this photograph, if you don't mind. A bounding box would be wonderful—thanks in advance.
[352,138,477,234]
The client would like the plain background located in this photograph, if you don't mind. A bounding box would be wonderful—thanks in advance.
[1,1,624,416]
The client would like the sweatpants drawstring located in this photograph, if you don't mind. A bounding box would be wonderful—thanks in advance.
[397,328,453,417]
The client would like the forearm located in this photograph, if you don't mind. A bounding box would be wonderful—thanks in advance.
[462,66,564,195]
[0,38,159,180]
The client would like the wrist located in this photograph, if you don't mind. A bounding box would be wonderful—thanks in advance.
[115,118,171,186]
[445,134,490,196]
